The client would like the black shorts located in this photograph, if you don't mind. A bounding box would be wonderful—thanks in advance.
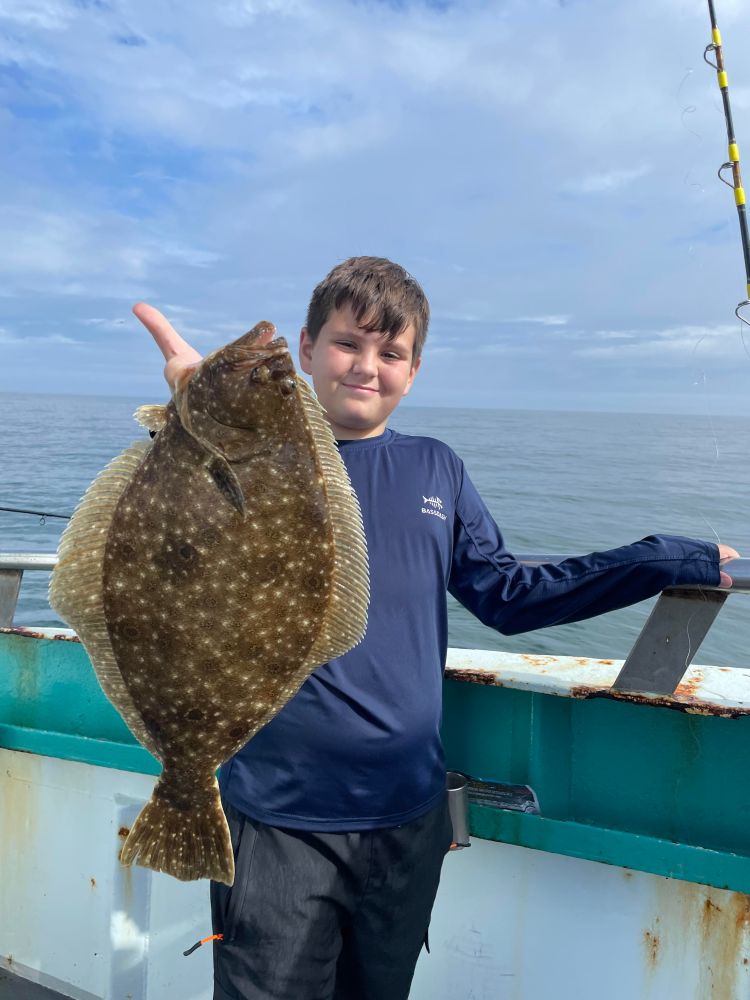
[210,795,453,1000]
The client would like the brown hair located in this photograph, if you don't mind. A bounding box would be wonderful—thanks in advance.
[305,256,429,361]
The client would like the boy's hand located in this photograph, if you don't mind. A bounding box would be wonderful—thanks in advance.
[133,302,203,391]
[718,544,740,588]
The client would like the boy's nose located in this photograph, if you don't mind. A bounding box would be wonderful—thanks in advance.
[351,352,377,377]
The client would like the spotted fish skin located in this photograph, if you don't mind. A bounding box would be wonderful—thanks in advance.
[49,321,369,884]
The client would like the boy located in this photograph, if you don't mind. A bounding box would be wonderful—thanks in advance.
[134,257,737,1000]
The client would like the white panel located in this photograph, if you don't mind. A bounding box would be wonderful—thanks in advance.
[0,750,213,1000]
[412,838,750,1000]
[5,748,750,1000]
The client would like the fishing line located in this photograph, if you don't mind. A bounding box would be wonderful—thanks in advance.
[680,104,702,143]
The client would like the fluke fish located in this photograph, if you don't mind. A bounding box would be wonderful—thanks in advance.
[49,321,369,885]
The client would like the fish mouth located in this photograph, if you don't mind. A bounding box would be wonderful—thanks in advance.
[230,323,287,354]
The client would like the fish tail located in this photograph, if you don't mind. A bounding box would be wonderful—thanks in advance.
[120,772,235,885]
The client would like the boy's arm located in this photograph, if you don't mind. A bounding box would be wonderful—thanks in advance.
[448,465,736,637]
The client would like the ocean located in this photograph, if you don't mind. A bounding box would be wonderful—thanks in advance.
[1,392,748,667]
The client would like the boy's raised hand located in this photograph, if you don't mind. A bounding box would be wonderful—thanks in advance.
[133,302,203,390]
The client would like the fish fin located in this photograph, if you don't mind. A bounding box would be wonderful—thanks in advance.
[134,404,168,432]
[49,440,161,761]
[120,774,234,885]
[296,379,370,666]
[208,456,246,515]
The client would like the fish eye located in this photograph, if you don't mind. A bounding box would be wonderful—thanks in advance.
[279,377,297,396]
[251,365,270,384]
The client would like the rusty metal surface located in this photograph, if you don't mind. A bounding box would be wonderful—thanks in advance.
[445,648,750,718]
[0,626,79,643]
[3,629,747,718]
[411,837,750,1000]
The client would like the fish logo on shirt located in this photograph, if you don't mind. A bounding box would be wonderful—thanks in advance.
[421,495,447,521]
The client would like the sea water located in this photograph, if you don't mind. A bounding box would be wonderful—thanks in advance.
[1,392,747,666]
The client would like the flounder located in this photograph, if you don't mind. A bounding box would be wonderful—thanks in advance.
[49,322,369,885]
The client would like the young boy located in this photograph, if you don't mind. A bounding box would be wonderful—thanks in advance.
[134,257,737,1000]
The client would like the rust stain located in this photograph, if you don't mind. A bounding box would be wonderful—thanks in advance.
[697,891,750,997]
[5,955,13,967]
[599,659,614,665]
[622,869,633,879]
[520,654,558,667]
[568,683,746,718]
[0,626,79,643]
[643,928,660,968]
[121,855,133,911]
[674,671,705,699]
[703,898,722,923]
[90,877,97,890]
[13,634,40,709]
[118,826,131,839]
[0,755,40,862]
[447,668,504,687]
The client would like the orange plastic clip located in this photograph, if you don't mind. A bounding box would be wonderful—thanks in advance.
[183,933,224,957]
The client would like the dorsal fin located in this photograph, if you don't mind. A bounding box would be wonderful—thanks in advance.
[49,439,161,761]
[296,378,370,668]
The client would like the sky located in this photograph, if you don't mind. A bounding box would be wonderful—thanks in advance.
[1,0,750,413]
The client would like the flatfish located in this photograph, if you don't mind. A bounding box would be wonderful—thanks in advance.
[49,322,369,884]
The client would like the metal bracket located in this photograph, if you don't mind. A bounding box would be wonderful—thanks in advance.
[612,588,729,696]
[0,569,23,628]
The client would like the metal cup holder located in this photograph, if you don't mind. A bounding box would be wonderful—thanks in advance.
[446,771,470,850]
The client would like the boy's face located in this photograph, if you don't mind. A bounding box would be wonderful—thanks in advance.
[299,303,421,440]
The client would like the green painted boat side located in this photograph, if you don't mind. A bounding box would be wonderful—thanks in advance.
[3,630,750,894]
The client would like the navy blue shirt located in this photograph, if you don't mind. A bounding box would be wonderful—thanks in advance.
[219,429,720,831]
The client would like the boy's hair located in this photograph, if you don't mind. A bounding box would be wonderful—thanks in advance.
[305,256,429,361]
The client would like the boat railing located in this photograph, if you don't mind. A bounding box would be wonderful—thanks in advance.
[1,551,748,697]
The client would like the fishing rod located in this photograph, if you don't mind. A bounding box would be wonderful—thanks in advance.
[704,0,750,328]
[0,505,71,524]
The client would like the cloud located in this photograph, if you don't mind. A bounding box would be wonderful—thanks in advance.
[1,0,750,411]
[0,204,220,298]
[0,329,80,345]
[83,317,128,327]
[565,165,651,194]
[512,315,571,326]
[575,323,743,362]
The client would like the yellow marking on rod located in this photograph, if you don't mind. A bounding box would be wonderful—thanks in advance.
[729,143,740,162]
[747,282,750,299]
[718,70,728,89]
[712,28,722,46]
[735,187,746,207]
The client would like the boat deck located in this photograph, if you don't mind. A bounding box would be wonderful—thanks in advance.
[0,970,69,999]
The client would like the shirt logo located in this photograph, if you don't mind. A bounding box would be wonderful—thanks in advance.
[421,495,447,521]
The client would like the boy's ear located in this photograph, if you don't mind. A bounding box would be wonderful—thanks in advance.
[402,356,421,397]
[298,327,313,375]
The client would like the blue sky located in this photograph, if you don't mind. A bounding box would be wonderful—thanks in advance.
[1,0,749,412]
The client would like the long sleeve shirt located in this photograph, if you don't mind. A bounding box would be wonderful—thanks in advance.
[219,428,720,831]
